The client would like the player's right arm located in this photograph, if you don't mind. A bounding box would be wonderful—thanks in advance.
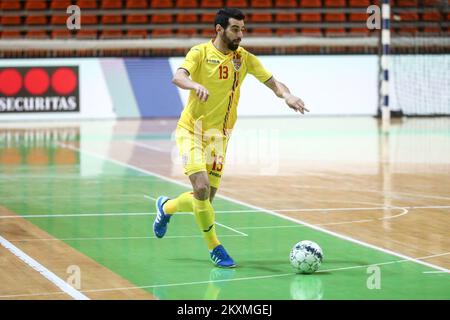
[172,68,209,102]
[172,46,209,102]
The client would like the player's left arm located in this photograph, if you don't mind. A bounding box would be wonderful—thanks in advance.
[264,77,309,114]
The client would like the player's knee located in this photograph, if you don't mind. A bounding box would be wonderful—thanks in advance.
[193,181,210,200]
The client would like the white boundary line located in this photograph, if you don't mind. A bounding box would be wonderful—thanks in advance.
[8,234,245,242]
[1,251,448,299]
[58,143,450,273]
[5,205,448,220]
[0,212,157,219]
[215,222,248,237]
[143,194,247,236]
[0,235,89,300]
[127,140,169,153]
[2,194,146,201]
[143,194,157,201]
[1,211,245,237]
[292,184,450,202]
[377,208,409,220]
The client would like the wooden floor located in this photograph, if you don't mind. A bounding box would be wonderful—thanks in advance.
[0,117,449,299]
[142,117,450,268]
[0,207,155,300]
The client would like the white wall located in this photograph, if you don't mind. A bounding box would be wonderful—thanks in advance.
[1,55,380,121]
[170,55,379,116]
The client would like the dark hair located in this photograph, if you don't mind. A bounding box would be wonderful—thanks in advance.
[214,8,245,30]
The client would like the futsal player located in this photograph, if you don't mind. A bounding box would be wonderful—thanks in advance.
[153,8,309,268]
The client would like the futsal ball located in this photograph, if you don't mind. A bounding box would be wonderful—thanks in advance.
[289,240,323,274]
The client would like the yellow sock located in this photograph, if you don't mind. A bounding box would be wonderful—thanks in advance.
[192,198,220,250]
[163,192,193,214]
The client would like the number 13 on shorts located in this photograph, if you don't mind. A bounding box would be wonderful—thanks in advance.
[212,155,224,172]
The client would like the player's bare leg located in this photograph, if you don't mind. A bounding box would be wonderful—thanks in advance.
[189,171,210,200]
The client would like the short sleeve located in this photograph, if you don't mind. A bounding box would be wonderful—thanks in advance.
[179,46,202,76]
[247,53,272,83]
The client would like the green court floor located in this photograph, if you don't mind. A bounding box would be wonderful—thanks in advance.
[1,143,449,300]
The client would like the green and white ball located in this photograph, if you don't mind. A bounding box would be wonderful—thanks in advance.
[290,240,323,274]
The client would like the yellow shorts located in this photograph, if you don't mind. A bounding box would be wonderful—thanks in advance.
[175,125,228,189]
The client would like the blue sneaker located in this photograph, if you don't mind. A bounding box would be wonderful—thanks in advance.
[153,196,171,238]
[210,245,236,268]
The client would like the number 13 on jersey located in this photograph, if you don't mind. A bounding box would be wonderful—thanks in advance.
[219,65,229,79]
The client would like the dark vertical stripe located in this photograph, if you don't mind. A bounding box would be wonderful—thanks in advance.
[222,67,240,136]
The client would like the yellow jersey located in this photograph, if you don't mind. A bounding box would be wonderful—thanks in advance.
[177,40,272,136]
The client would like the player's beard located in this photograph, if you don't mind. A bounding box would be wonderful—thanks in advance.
[221,32,240,51]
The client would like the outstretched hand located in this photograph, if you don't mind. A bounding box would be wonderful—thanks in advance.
[284,93,309,114]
